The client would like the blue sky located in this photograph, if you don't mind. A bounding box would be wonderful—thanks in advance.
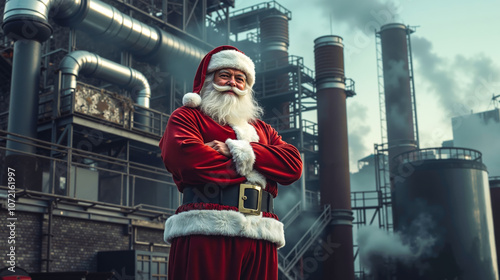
[234,0,500,171]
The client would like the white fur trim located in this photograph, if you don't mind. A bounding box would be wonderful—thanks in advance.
[230,122,259,142]
[164,210,285,248]
[226,139,255,176]
[182,92,201,107]
[245,170,267,187]
[207,49,255,88]
[227,122,266,186]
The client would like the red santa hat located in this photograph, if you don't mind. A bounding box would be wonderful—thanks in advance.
[183,45,255,108]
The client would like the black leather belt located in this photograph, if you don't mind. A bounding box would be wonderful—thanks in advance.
[182,183,274,215]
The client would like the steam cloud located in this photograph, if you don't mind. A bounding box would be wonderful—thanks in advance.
[453,112,500,176]
[312,0,402,34]
[411,36,500,117]
[357,213,437,275]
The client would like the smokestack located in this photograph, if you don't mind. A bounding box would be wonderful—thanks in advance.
[314,35,354,280]
[259,14,290,129]
[378,23,417,171]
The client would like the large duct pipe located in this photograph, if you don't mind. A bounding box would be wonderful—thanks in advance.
[314,35,354,280]
[59,50,151,105]
[259,14,290,129]
[59,50,151,130]
[378,23,417,172]
[1,0,208,74]
[51,0,207,73]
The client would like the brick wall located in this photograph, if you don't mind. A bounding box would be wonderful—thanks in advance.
[48,216,130,272]
[0,211,43,273]
[1,208,167,273]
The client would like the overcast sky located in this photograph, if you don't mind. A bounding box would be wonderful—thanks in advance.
[233,0,500,172]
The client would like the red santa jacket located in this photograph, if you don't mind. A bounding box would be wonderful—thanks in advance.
[159,106,303,248]
[159,106,302,196]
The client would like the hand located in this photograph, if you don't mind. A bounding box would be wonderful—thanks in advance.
[205,140,232,158]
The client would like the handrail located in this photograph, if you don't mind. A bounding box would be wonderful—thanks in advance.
[230,1,292,20]
[394,147,483,164]
[278,204,332,273]
[39,82,170,137]
[280,201,302,230]
[0,129,176,209]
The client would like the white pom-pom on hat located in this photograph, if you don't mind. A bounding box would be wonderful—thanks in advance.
[182,92,202,108]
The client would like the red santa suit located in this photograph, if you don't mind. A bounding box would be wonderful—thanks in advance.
[159,46,303,280]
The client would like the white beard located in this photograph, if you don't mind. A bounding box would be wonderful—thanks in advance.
[200,75,263,125]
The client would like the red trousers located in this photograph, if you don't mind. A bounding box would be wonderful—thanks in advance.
[168,235,278,280]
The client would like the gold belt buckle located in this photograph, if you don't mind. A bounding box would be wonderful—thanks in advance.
[238,183,262,215]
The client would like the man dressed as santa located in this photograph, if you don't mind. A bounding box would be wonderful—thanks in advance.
[159,45,303,280]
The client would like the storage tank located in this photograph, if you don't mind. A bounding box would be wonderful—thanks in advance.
[491,176,500,272]
[392,148,498,279]
[259,14,290,129]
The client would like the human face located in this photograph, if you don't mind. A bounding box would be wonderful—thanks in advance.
[213,68,247,95]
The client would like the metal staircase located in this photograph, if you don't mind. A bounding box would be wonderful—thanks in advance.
[278,204,332,279]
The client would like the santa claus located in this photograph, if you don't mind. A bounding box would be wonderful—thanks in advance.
[159,45,303,280]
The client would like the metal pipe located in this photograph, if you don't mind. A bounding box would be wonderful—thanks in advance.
[6,40,42,154]
[52,0,206,75]
[59,50,152,130]
[59,50,151,107]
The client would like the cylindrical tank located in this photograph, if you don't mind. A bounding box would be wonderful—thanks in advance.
[314,35,354,280]
[259,14,290,129]
[392,148,498,279]
[490,177,500,273]
[260,14,289,54]
[378,23,417,170]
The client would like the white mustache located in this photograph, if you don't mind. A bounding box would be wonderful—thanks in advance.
[212,83,248,96]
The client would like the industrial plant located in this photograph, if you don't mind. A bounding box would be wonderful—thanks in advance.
[0,0,498,279]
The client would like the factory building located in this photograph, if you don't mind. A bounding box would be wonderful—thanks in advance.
[0,0,498,279]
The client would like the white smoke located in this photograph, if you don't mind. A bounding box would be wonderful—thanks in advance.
[412,36,500,117]
[452,110,500,176]
[357,213,437,274]
[347,101,372,172]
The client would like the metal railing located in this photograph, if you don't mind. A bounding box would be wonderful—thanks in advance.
[351,191,381,210]
[0,129,178,210]
[305,189,320,209]
[230,1,292,19]
[394,147,483,164]
[280,201,302,230]
[278,204,332,275]
[38,82,170,137]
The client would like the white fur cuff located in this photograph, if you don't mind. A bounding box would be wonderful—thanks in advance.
[245,170,267,188]
[226,138,255,176]
[164,210,285,248]
[183,92,201,107]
